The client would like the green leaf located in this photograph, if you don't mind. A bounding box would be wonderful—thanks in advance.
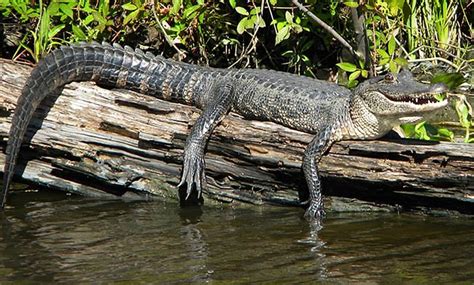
[47,2,60,15]
[250,7,261,15]
[400,124,415,137]
[424,123,441,141]
[99,0,109,16]
[121,3,137,11]
[293,23,303,33]
[270,0,277,5]
[343,1,359,8]
[437,128,454,142]
[84,14,94,25]
[361,69,369,78]
[81,0,94,13]
[31,32,40,62]
[394,57,408,67]
[414,121,430,140]
[236,18,248,34]
[183,4,201,19]
[94,11,106,26]
[72,24,87,40]
[349,70,361,81]
[377,48,390,59]
[365,4,375,10]
[389,61,398,74]
[235,7,249,16]
[379,58,390,65]
[295,15,301,24]
[61,3,74,19]
[246,15,257,28]
[228,0,236,9]
[387,0,404,16]
[123,9,140,25]
[347,79,359,88]
[19,34,36,62]
[171,0,182,15]
[434,93,446,102]
[48,24,65,38]
[276,21,286,30]
[198,12,205,23]
[275,25,290,45]
[285,11,293,23]
[38,7,50,42]
[388,36,396,55]
[358,58,365,69]
[336,62,357,72]
[431,72,465,90]
[455,99,472,128]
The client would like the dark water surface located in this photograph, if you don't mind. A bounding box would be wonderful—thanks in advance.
[1,190,473,284]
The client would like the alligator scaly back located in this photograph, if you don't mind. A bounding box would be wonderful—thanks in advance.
[0,42,205,207]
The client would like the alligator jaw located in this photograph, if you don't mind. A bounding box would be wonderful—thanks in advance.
[395,97,449,112]
[398,101,447,123]
[379,80,449,118]
[384,81,448,111]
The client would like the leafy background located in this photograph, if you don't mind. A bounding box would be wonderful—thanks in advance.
[0,0,472,141]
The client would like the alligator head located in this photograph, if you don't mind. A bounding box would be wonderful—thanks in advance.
[349,69,448,139]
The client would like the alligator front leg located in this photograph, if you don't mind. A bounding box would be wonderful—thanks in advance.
[302,127,334,221]
[178,81,234,200]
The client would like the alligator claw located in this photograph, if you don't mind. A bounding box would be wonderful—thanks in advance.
[178,153,206,199]
[299,199,310,206]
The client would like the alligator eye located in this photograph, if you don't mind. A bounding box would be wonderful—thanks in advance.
[384,74,394,82]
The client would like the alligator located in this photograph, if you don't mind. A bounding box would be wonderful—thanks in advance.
[0,42,448,221]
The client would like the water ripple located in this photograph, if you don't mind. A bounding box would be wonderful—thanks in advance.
[1,192,473,283]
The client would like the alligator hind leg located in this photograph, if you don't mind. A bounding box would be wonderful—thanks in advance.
[302,127,334,222]
[178,81,234,200]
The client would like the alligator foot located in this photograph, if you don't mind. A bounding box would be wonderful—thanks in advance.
[304,203,325,222]
[178,153,206,200]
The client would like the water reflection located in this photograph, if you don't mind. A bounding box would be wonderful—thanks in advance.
[0,191,473,283]
[177,207,212,283]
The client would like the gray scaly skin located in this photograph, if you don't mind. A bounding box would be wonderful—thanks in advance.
[0,42,448,221]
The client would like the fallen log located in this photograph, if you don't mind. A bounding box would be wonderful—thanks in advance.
[0,59,473,214]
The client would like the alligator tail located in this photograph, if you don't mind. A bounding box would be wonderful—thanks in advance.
[1,42,202,208]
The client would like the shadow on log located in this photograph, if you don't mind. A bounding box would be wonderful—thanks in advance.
[0,59,473,215]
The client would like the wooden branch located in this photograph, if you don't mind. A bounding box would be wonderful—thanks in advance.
[0,59,473,214]
[351,7,373,75]
[291,0,361,63]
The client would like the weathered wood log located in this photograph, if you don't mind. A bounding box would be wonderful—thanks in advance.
[0,59,473,214]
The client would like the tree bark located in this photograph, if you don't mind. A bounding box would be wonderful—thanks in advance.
[351,7,373,76]
[0,59,473,215]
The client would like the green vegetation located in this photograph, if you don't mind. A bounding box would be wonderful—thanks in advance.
[0,0,472,142]
[336,0,471,84]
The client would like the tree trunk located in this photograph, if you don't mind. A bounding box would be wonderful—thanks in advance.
[0,59,473,215]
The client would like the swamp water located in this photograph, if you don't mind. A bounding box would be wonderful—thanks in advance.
[0,190,473,284]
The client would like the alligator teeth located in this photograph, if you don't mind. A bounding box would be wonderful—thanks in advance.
[408,96,439,105]
[388,94,441,105]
